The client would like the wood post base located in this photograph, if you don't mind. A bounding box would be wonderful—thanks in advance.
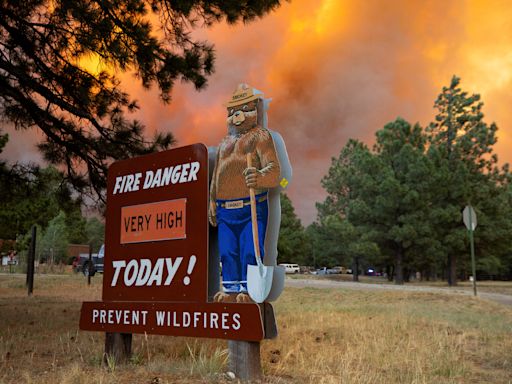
[228,340,262,381]
[104,332,132,365]
[226,302,277,380]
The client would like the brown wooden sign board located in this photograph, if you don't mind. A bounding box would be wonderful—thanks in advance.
[103,144,208,302]
[79,144,267,341]
[80,301,264,341]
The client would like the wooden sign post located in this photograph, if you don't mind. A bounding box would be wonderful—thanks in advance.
[26,225,36,296]
[79,144,276,377]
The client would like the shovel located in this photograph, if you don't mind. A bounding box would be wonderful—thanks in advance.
[246,153,274,303]
[265,264,285,302]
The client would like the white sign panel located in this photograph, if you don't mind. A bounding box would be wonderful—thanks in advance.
[463,206,477,231]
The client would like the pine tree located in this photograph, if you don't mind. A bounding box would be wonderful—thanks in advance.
[318,119,438,284]
[306,215,378,279]
[314,78,512,284]
[316,139,381,279]
[85,217,105,251]
[0,161,82,240]
[372,118,438,284]
[426,75,500,285]
[39,211,69,264]
[0,0,282,204]
[277,193,309,265]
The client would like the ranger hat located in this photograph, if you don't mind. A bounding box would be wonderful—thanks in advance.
[225,83,264,108]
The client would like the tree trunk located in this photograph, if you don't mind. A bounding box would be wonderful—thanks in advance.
[447,254,457,286]
[352,257,359,282]
[104,333,132,365]
[386,265,394,282]
[395,247,404,285]
[403,267,410,283]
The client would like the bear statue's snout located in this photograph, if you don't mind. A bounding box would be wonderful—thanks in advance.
[232,110,245,126]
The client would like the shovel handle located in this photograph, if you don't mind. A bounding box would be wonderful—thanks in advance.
[247,153,263,266]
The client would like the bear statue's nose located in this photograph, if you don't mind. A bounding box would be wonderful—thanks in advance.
[232,110,245,125]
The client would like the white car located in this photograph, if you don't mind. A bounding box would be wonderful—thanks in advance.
[279,263,300,274]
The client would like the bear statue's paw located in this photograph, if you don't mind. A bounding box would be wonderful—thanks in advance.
[236,293,253,303]
[213,292,236,303]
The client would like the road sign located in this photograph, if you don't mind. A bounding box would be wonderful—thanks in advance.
[463,206,477,231]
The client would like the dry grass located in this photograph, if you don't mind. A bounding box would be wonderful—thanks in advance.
[0,274,511,383]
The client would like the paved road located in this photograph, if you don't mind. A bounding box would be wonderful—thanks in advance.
[286,277,512,307]
[2,273,511,306]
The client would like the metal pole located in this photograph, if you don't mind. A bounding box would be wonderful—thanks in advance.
[88,244,92,286]
[353,257,359,282]
[25,250,29,286]
[27,225,36,296]
[468,209,477,296]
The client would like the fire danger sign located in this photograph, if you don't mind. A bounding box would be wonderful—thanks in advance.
[79,144,268,342]
[102,144,209,302]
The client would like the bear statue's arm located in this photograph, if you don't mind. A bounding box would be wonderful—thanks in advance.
[255,129,281,189]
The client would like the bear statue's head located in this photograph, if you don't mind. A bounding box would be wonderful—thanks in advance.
[225,84,264,135]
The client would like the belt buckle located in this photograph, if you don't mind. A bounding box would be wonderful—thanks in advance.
[225,200,244,209]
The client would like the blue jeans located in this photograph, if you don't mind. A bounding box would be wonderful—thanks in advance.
[216,194,268,293]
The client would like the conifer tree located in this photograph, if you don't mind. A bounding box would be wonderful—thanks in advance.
[277,193,309,265]
[315,78,512,283]
[426,76,499,285]
[0,0,282,203]
[317,139,381,279]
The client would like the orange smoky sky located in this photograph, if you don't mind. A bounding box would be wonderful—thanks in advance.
[4,0,512,224]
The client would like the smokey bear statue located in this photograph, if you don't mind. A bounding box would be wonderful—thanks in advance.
[209,84,291,303]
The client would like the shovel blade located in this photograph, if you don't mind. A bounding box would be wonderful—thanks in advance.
[247,264,274,303]
[266,265,286,302]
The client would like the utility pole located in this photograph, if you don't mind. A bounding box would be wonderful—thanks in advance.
[27,225,36,296]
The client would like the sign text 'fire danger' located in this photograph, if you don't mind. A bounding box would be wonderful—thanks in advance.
[112,161,200,194]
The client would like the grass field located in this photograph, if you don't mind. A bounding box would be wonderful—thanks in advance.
[0,274,511,383]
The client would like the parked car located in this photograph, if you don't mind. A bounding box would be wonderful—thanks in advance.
[313,267,328,275]
[279,263,300,274]
[313,267,342,275]
[74,244,104,277]
[300,265,315,274]
[366,267,382,276]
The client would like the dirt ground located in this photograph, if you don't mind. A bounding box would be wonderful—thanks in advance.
[1,273,512,383]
